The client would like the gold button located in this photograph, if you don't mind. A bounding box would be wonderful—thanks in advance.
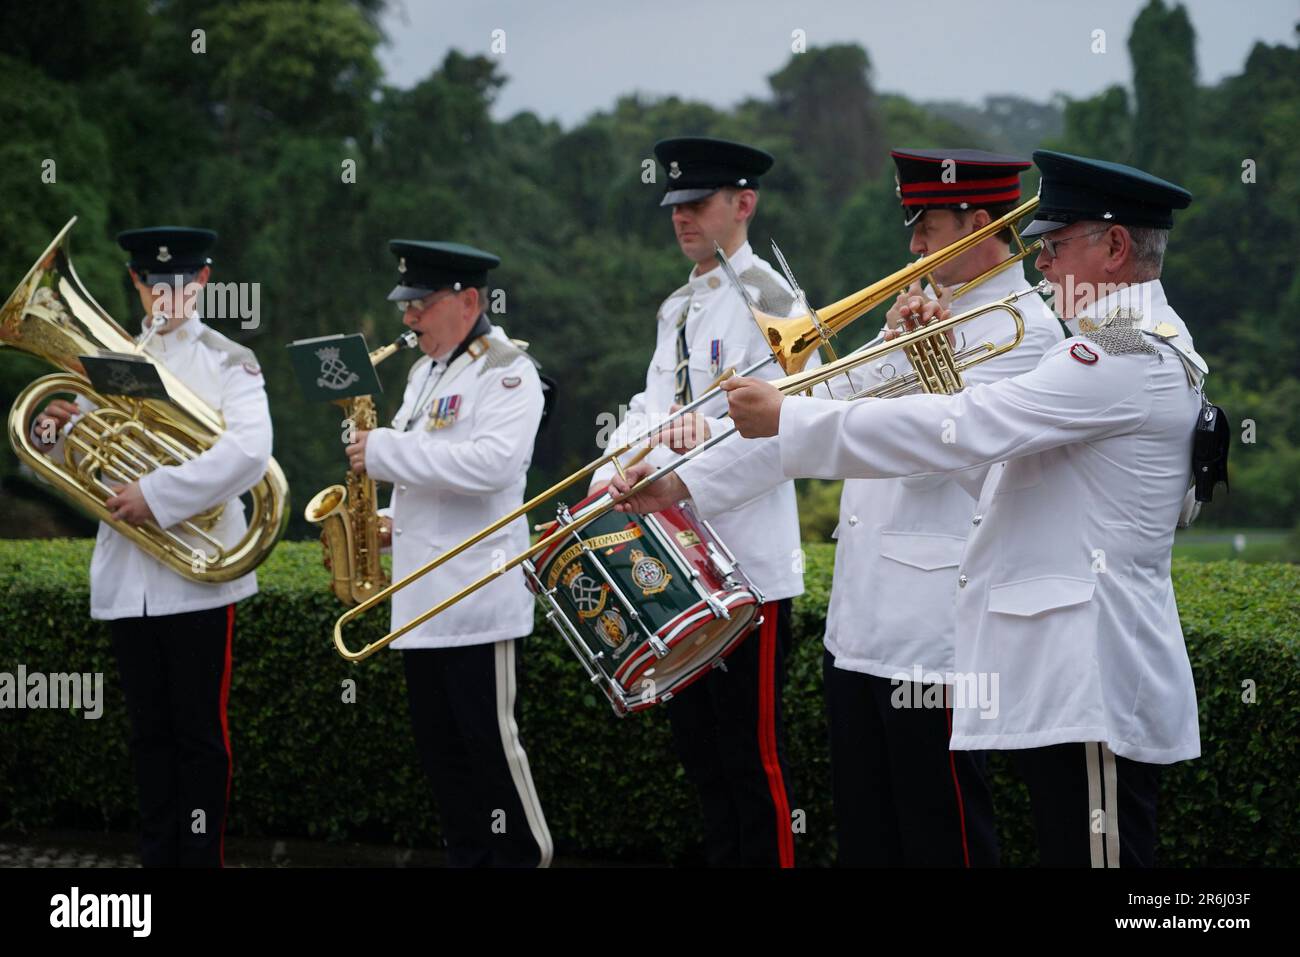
[707,276,721,289]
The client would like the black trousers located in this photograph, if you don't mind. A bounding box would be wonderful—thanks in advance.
[402,641,552,868]
[666,599,796,868]
[1012,742,1161,867]
[108,604,234,868]
[823,654,999,867]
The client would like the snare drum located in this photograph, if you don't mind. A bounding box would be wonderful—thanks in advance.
[526,490,763,715]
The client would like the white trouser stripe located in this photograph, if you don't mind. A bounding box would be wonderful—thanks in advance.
[1103,743,1121,868]
[1086,742,1104,868]
[494,640,553,868]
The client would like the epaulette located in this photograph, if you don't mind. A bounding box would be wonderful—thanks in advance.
[738,266,795,317]
[1083,326,1159,358]
[509,338,544,371]
[198,325,262,374]
[473,335,530,374]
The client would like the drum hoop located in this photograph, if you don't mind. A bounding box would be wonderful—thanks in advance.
[618,606,756,712]
[614,591,758,687]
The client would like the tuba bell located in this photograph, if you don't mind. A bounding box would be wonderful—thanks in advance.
[2,217,289,583]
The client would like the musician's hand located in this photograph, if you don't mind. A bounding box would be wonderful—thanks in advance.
[721,376,784,438]
[885,283,955,347]
[105,481,157,526]
[884,279,925,336]
[32,399,80,451]
[346,430,370,474]
[651,404,711,453]
[377,515,392,549]
[610,462,687,514]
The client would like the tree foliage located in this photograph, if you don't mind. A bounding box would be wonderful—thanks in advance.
[1,0,1295,541]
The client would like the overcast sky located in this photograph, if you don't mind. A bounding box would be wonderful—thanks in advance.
[377,0,1299,125]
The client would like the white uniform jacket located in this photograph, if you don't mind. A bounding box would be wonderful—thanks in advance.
[592,241,811,602]
[775,280,1205,764]
[48,317,273,620]
[366,325,543,649]
[680,267,1063,679]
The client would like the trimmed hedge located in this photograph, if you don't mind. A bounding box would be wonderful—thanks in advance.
[0,540,1296,866]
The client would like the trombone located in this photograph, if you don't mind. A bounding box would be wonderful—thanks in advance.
[333,199,1045,662]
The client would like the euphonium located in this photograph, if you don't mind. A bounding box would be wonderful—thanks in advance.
[2,217,290,582]
[305,331,417,605]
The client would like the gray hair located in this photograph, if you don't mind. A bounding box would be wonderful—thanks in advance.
[1126,226,1168,277]
[1090,224,1167,278]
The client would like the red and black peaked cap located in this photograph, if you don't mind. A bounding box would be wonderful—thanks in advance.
[890,148,1032,227]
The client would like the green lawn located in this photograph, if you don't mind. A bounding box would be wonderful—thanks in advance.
[1173,528,1293,563]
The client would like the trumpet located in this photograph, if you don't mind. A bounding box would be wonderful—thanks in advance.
[305,330,417,605]
[332,266,1048,662]
[749,196,1041,374]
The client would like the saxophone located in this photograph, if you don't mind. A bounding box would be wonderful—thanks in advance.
[305,331,416,605]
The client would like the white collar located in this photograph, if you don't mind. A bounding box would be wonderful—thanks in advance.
[1065,279,1166,336]
[139,314,202,353]
[688,240,754,292]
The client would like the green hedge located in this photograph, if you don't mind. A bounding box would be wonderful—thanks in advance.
[1,540,1296,866]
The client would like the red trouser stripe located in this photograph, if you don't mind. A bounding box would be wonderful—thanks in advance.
[218,604,234,869]
[945,703,972,868]
[757,604,795,868]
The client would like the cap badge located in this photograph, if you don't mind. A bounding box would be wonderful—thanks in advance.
[1070,343,1100,365]
[397,256,407,274]
[893,173,902,201]
[668,161,682,180]
[156,246,172,263]
[737,178,747,187]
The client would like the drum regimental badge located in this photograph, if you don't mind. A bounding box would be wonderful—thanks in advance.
[596,610,628,649]
[562,564,608,619]
[630,548,671,596]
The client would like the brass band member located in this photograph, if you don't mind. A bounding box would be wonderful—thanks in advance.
[32,227,273,867]
[343,240,552,867]
[592,137,810,867]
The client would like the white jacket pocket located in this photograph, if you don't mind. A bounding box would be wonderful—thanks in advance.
[878,531,965,571]
[987,575,1096,617]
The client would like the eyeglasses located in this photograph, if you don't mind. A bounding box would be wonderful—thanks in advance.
[1039,227,1109,260]
[395,290,452,313]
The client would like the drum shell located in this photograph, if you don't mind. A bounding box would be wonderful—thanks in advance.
[531,491,759,712]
